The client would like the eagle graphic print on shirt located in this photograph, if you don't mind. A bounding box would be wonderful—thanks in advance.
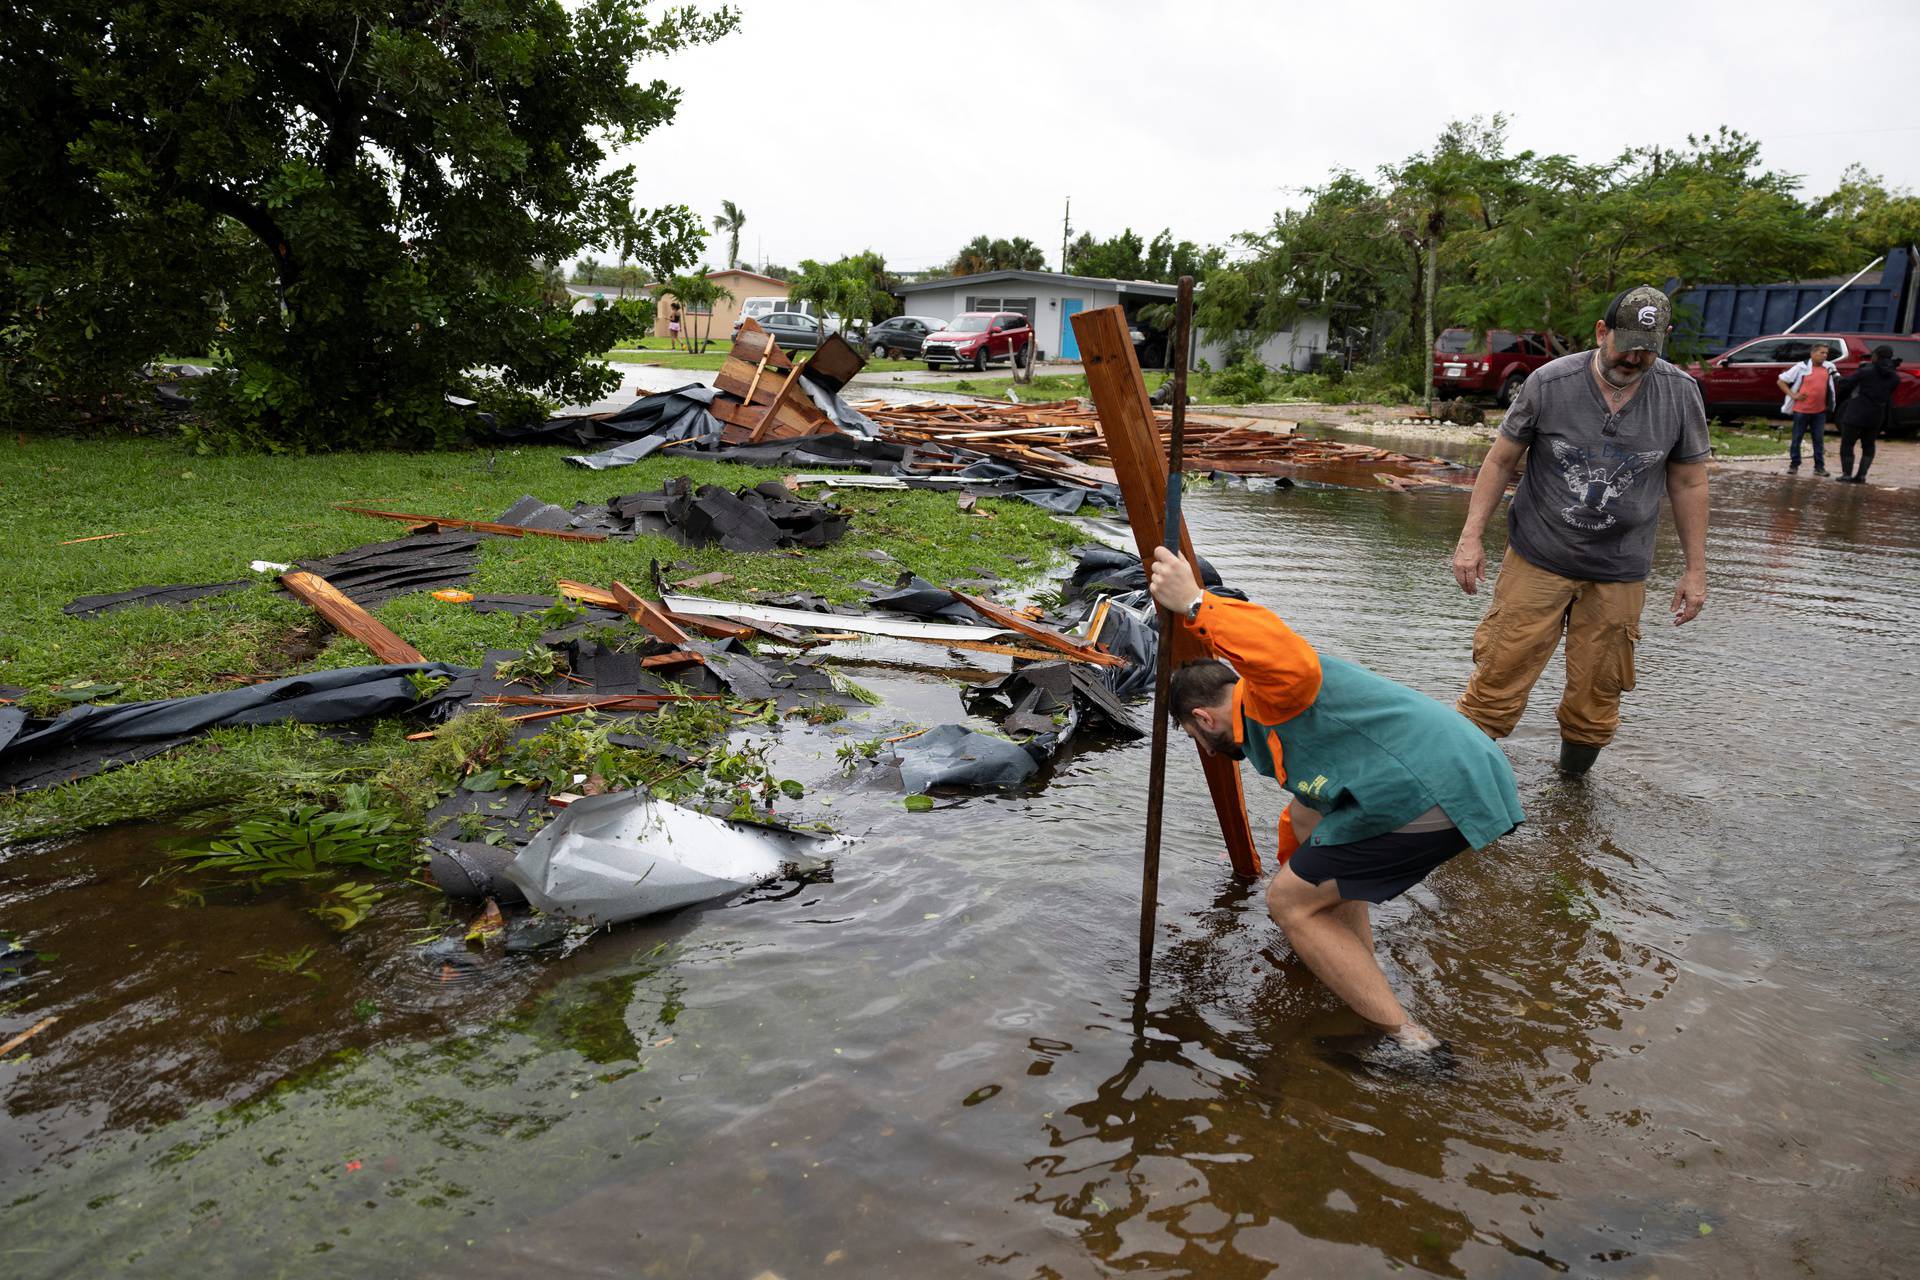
[1546,438,1667,532]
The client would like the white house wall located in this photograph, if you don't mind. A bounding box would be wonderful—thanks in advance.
[1196,314,1331,372]
[903,285,1125,360]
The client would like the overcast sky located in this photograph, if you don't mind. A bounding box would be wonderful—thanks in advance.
[611,0,1920,276]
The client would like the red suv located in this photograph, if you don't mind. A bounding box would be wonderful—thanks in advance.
[1433,328,1568,406]
[921,311,1033,372]
[1687,332,1920,431]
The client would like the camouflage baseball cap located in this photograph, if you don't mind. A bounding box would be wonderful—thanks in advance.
[1604,285,1672,354]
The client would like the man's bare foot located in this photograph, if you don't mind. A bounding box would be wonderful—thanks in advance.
[1390,1023,1440,1052]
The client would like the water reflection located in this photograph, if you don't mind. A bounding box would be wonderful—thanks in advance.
[3,467,1918,1277]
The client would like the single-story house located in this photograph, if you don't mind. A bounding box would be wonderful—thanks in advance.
[889,268,1328,370]
[649,269,790,343]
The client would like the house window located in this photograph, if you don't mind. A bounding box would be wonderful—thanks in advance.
[965,296,1035,318]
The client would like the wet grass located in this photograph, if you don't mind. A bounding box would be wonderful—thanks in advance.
[0,434,1083,835]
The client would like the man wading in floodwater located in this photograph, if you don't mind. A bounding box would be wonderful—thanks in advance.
[1147,547,1525,1053]
[1452,286,1710,775]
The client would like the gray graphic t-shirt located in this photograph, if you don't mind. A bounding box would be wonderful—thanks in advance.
[1500,352,1710,583]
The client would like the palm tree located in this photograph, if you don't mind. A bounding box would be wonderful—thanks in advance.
[712,200,747,270]
[660,271,733,353]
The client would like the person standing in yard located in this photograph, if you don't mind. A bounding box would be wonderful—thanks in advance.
[1778,341,1839,475]
[1451,286,1711,777]
[667,303,684,352]
[1147,548,1525,1056]
[1834,345,1901,485]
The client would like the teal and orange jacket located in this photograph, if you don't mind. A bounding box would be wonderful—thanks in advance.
[1183,592,1524,862]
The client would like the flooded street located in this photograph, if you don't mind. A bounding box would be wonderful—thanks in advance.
[3,467,1917,1277]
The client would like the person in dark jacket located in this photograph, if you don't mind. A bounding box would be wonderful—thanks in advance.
[1834,346,1901,484]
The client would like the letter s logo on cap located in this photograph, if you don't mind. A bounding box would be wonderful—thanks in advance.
[1636,304,1659,327]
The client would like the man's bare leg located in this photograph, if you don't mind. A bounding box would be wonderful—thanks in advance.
[1267,866,1436,1047]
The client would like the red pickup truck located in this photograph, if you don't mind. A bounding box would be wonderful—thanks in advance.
[1687,332,1920,432]
[1432,328,1568,406]
[921,311,1033,372]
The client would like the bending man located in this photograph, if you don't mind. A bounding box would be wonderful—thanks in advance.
[1148,547,1524,1051]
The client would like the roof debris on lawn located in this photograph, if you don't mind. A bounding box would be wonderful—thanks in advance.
[516,319,1472,504]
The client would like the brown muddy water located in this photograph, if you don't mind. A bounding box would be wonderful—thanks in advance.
[2,470,1917,1278]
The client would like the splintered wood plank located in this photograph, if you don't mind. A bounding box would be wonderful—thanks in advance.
[556,580,622,609]
[664,610,757,641]
[1072,303,1259,878]
[335,506,605,543]
[280,570,426,664]
[949,589,1125,667]
[610,580,691,645]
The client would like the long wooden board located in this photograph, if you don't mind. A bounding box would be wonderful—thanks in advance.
[1071,304,1260,878]
[335,506,606,543]
[280,570,427,664]
[949,589,1125,667]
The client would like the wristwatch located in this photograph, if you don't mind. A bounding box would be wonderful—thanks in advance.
[1184,593,1205,624]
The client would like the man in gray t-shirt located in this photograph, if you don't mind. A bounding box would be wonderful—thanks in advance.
[1451,285,1711,776]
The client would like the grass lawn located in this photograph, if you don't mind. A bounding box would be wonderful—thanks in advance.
[1710,422,1792,457]
[0,434,1083,837]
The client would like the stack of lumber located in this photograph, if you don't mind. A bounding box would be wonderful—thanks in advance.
[849,399,1474,491]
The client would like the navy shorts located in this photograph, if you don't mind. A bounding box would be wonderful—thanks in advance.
[1288,826,1471,904]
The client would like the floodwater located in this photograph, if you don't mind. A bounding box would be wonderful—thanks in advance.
[3,467,1918,1278]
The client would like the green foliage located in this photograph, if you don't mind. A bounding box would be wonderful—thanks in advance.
[492,712,683,794]
[659,270,732,352]
[1065,228,1221,283]
[250,946,321,979]
[711,200,747,270]
[404,671,451,701]
[1206,115,1896,384]
[171,785,412,929]
[789,252,900,332]
[949,235,1048,275]
[1,0,739,446]
[493,645,567,688]
[1206,355,1281,405]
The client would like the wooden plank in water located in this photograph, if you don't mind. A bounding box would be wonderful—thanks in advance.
[1072,303,1259,878]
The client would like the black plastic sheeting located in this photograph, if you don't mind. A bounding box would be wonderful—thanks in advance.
[0,664,469,793]
[606,477,849,551]
[866,573,982,624]
[893,724,1040,793]
[497,378,877,469]
[1065,544,1222,602]
[62,531,484,618]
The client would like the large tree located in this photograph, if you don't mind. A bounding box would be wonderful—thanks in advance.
[0,0,737,447]
[788,252,900,335]
[948,235,1047,275]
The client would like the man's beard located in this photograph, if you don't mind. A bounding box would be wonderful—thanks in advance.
[1597,349,1650,388]
[1194,721,1243,760]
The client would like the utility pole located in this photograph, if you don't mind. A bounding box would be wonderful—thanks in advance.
[1060,196,1072,273]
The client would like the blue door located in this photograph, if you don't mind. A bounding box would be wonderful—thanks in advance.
[1059,298,1084,359]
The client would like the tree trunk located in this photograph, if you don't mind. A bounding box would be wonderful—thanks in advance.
[1421,234,1439,407]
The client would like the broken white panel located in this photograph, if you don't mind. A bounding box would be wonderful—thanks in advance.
[506,790,855,924]
[663,594,1007,642]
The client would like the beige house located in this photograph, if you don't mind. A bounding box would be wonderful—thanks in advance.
[651,269,790,344]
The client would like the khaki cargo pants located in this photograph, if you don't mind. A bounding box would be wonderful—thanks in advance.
[1457,548,1646,748]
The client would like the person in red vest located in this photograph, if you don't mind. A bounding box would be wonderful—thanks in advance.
[1777,341,1838,475]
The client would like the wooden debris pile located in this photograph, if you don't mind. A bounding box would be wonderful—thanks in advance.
[849,399,1474,491]
[707,321,866,444]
